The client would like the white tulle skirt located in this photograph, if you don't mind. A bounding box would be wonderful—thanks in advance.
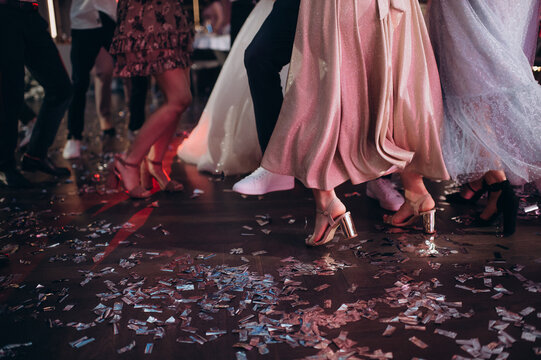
[177,0,288,175]
[428,0,541,184]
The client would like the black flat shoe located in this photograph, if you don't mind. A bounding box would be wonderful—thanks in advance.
[0,167,32,188]
[446,180,486,204]
[21,154,71,178]
[472,180,518,236]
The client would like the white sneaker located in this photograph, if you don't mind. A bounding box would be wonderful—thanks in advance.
[366,177,405,211]
[232,167,294,195]
[62,139,81,159]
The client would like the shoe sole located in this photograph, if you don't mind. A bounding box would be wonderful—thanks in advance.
[63,154,81,160]
[233,182,294,196]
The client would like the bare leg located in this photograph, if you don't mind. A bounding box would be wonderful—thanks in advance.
[93,48,114,131]
[480,170,506,220]
[117,67,191,192]
[146,120,178,186]
[457,178,484,200]
[387,170,435,224]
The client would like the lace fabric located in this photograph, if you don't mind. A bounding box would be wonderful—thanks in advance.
[429,0,541,184]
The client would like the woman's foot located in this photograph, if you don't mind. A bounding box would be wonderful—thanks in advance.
[474,180,518,236]
[446,179,485,204]
[114,155,151,198]
[144,158,183,192]
[384,192,436,233]
[306,197,357,246]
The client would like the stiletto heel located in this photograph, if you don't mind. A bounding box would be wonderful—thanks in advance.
[306,198,358,247]
[107,169,120,189]
[112,155,151,199]
[501,187,519,236]
[140,159,154,191]
[144,158,183,192]
[384,193,436,234]
[474,180,518,236]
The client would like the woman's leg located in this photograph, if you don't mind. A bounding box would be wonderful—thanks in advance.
[479,170,507,220]
[118,67,191,191]
[456,178,485,200]
[388,171,435,224]
[145,120,179,186]
[93,48,114,132]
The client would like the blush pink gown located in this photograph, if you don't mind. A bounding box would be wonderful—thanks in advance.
[261,0,449,190]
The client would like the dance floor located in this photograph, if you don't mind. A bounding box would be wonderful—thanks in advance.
[0,93,540,359]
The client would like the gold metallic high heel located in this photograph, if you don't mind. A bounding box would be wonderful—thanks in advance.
[305,198,358,247]
[142,158,184,192]
[384,193,436,234]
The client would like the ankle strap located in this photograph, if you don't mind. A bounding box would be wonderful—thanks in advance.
[408,193,431,216]
[116,155,139,168]
[486,180,510,192]
[23,153,42,161]
[147,158,162,166]
[317,198,337,223]
[465,179,487,192]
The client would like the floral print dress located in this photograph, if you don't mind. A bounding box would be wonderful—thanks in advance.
[110,0,194,77]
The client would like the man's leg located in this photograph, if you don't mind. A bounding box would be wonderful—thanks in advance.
[233,0,300,195]
[244,0,300,153]
[21,12,72,177]
[0,6,31,187]
[66,28,102,142]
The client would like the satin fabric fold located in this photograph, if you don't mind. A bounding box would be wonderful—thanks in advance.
[262,0,448,191]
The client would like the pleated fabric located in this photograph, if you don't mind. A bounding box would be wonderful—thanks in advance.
[262,0,448,190]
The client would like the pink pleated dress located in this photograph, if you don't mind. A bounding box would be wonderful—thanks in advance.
[261,0,449,190]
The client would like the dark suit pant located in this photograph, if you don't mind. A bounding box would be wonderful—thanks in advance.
[0,6,72,169]
[244,0,300,153]
[230,0,256,46]
[67,13,115,140]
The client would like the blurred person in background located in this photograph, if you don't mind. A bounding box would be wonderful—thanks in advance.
[0,0,72,188]
[63,0,117,159]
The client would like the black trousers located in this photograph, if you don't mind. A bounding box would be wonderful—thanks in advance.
[20,102,36,125]
[230,0,256,46]
[0,6,72,169]
[67,13,115,140]
[244,0,300,153]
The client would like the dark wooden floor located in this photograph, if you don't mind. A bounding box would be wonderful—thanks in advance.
[1,91,540,359]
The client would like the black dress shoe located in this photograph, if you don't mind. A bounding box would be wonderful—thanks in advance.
[21,154,71,178]
[0,167,32,188]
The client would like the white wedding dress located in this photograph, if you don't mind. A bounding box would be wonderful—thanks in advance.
[428,0,541,184]
[177,0,288,175]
